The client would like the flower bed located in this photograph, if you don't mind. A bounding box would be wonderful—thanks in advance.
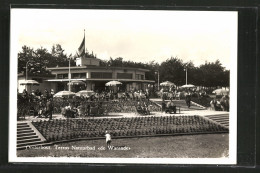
[191,97,212,108]
[52,98,161,114]
[31,115,228,142]
[17,96,162,119]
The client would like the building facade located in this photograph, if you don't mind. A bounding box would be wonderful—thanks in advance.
[17,73,55,93]
[45,56,154,93]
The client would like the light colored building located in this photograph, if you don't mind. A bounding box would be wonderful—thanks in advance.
[45,56,154,92]
[17,73,55,93]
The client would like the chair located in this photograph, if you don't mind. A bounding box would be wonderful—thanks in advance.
[90,107,98,116]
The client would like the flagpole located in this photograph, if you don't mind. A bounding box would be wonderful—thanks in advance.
[69,58,71,91]
[84,29,85,55]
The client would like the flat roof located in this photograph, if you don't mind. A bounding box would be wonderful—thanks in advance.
[17,73,55,78]
[45,78,155,83]
[46,66,150,72]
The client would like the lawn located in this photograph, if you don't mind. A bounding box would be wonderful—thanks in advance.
[17,133,229,158]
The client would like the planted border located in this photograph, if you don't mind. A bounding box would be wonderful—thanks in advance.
[32,115,228,142]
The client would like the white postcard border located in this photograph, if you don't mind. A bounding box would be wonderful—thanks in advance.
[9,9,237,164]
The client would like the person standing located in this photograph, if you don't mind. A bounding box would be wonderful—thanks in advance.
[43,88,49,102]
[50,89,55,99]
[162,99,166,112]
[46,99,53,120]
[105,131,112,149]
[169,98,176,114]
[185,92,191,108]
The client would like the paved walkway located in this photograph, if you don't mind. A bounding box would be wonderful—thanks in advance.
[18,98,229,127]
[21,109,229,121]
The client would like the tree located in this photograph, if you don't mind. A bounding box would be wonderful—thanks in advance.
[18,44,75,77]
[199,60,226,87]
[159,57,185,86]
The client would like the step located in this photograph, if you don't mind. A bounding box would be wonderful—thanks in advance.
[218,123,229,127]
[17,127,31,131]
[17,124,30,128]
[214,121,229,124]
[205,115,229,119]
[215,119,229,122]
[17,138,41,144]
[17,141,45,147]
[209,118,229,121]
[17,123,28,126]
[17,135,38,141]
[215,120,229,123]
[17,132,36,137]
[205,114,229,117]
[17,130,34,134]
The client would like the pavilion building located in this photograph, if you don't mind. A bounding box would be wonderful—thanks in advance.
[45,55,155,92]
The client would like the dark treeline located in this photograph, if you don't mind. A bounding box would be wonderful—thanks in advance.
[18,44,229,87]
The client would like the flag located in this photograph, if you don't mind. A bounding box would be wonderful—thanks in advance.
[78,36,85,56]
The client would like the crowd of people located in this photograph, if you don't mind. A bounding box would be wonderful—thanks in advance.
[210,95,230,111]
[18,88,55,120]
[17,88,158,120]
[17,86,230,120]
[159,87,208,101]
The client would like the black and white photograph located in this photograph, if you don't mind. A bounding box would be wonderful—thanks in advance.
[9,9,237,164]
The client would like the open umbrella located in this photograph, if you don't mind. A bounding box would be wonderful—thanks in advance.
[160,81,176,87]
[181,84,196,88]
[67,80,86,86]
[20,80,40,93]
[105,80,122,86]
[212,88,229,95]
[75,90,95,98]
[53,91,75,98]
[20,80,39,86]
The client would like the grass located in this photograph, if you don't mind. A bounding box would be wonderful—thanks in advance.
[17,133,229,158]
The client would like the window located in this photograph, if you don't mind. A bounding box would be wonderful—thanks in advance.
[91,72,112,79]
[135,74,145,80]
[72,73,86,79]
[57,74,68,79]
[117,73,132,79]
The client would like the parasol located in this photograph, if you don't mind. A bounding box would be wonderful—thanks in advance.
[53,91,75,98]
[20,80,39,86]
[181,84,196,88]
[105,80,122,86]
[67,80,86,86]
[160,81,176,87]
[212,88,229,95]
[75,90,95,98]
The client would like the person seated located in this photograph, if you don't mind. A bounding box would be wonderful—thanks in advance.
[210,99,216,110]
[77,104,84,117]
[105,93,110,101]
[64,104,72,118]
[143,102,150,115]
[136,102,143,113]
[169,100,176,113]
[37,101,45,118]
[165,99,176,114]
[61,107,67,117]
[98,102,105,115]
[210,99,221,111]
[70,105,78,118]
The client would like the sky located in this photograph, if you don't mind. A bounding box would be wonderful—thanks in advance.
[11,9,237,69]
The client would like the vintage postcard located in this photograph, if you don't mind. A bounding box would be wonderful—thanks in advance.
[9,9,237,164]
